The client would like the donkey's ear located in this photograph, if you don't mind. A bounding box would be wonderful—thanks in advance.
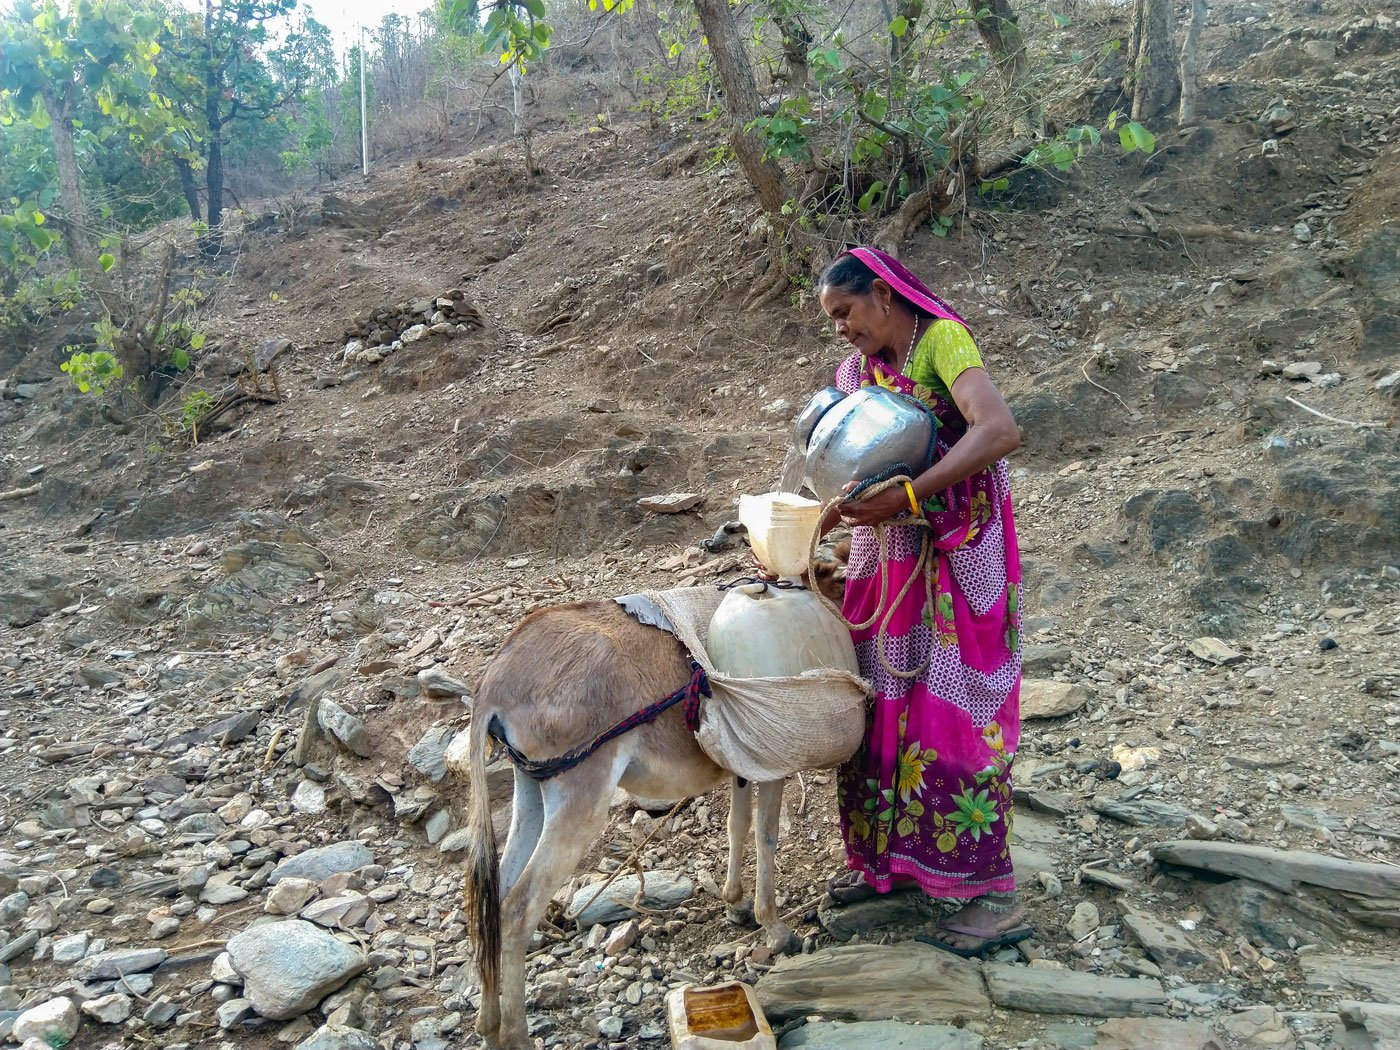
[832,537,851,564]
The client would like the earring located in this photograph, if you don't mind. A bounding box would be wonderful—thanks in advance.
[884,305,890,314]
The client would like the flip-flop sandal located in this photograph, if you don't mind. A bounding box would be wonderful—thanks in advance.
[824,872,920,905]
[914,921,1034,959]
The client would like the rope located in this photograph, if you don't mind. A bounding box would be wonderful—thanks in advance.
[808,471,938,681]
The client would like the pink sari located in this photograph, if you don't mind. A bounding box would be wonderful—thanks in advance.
[832,263,1023,900]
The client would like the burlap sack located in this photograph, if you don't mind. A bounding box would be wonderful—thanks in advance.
[633,587,872,783]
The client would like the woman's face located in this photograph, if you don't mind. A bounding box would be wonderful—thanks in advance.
[819,280,895,358]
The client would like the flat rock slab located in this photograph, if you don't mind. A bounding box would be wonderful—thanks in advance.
[1118,899,1210,969]
[757,944,988,1025]
[780,1019,983,1049]
[1021,681,1090,719]
[1300,954,1400,1004]
[1200,880,1347,950]
[1090,1016,1217,1049]
[817,892,936,942]
[983,964,1168,1018]
[1092,798,1196,828]
[1187,637,1244,665]
[1337,1001,1400,1048]
[1151,841,1400,926]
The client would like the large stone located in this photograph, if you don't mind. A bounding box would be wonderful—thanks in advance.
[1299,954,1400,1004]
[757,944,988,1025]
[1092,798,1196,828]
[74,947,168,981]
[270,842,373,885]
[1200,880,1346,950]
[569,872,693,926]
[779,1019,982,1049]
[295,1023,377,1050]
[982,964,1168,1017]
[416,668,471,702]
[317,699,372,758]
[1216,1005,1291,1046]
[816,891,936,942]
[1151,841,1400,927]
[407,727,456,781]
[1336,1001,1400,1048]
[81,992,133,1024]
[1118,899,1210,969]
[12,997,79,1044]
[1091,1017,1217,1050]
[1020,681,1090,719]
[267,877,321,916]
[226,919,368,1020]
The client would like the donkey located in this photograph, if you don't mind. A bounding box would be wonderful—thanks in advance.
[461,558,846,1050]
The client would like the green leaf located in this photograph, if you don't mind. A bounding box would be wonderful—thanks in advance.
[29,228,53,251]
[519,0,546,18]
[1127,121,1155,152]
[888,14,908,36]
[189,331,206,350]
[98,253,115,272]
[857,180,884,212]
[1052,11,1070,26]
[170,348,190,370]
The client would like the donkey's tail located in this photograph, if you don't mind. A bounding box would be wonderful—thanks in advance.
[462,708,501,999]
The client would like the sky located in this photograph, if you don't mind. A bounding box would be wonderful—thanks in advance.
[302,0,436,53]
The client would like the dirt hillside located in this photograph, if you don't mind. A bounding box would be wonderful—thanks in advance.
[1,1,1398,1048]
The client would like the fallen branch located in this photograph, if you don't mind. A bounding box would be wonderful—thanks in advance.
[1082,361,1133,413]
[0,483,42,502]
[1096,222,1276,245]
[1286,395,1382,429]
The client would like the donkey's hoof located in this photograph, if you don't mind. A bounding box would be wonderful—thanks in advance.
[765,923,800,955]
[724,899,755,927]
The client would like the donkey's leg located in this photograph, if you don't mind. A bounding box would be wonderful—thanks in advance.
[753,779,796,952]
[500,769,544,896]
[722,777,754,923]
[476,769,544,1044]
[495,755,622,1049]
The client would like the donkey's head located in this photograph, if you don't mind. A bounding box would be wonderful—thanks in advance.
[807,535,850,606]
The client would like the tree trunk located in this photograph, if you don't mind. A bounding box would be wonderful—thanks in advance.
[1177,0,1206,125]
[508,64,535,178]
[1126,0,1178,122]
[691,0,789,214]
[174,156,202,222]
[773,13,810,96]
[40,84,97,275]
[975,0,1044,138]
[201,0,224,257]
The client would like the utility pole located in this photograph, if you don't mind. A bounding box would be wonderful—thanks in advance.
[359,25,369,176]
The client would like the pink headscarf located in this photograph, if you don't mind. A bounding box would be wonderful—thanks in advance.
[843,246,970,332]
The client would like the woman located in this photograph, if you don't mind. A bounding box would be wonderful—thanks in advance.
[816,246,1028,958]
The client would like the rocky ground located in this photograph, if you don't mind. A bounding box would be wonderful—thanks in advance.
[2,0,1400,1048]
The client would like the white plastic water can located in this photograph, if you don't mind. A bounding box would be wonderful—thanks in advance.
[706,583,858,679]
[737,492,822,578]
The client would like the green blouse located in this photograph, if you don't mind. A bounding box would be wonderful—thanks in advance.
[903,318,983,401]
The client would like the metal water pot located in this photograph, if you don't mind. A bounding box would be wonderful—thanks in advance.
[795,385,935,503]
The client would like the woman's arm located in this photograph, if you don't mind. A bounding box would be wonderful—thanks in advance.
[910,367,1019,502]
[840,368,1018,527]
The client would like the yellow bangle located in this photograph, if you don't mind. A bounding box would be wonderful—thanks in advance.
[904,481,921,516]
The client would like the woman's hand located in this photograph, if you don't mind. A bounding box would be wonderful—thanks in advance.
[839,483,911,527]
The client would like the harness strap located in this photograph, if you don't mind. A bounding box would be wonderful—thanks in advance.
[493,662,710,782]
